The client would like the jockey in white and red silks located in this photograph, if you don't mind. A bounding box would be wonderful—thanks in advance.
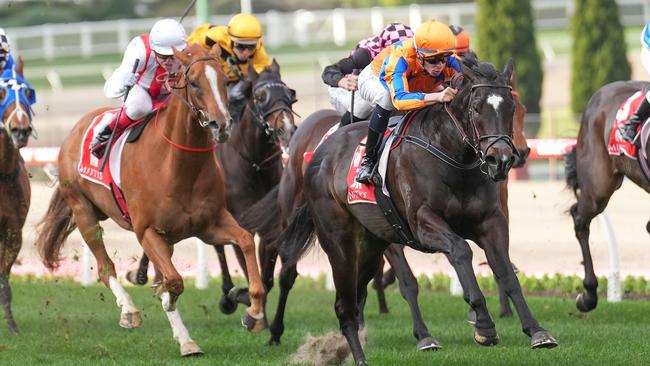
[90,18,188,157]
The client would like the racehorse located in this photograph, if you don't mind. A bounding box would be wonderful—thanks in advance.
[125,60,298,314]
[0,57,36,148]
[0,57,32,335]
[35,45,266,356]
[278,54,556,364]
[565,80,650,312]
[238,63,531,349]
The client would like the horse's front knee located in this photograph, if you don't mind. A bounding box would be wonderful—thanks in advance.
[165,277,185,297]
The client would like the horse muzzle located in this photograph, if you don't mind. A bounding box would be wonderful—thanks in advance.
[10,127,31,149]
[512,146,530,168]
[484,151,515,181]
[208,119,232,143]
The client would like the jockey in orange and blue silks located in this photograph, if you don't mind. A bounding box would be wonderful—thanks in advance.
[619,20,650,143]
[90,18,188,157]
[355,19,460,184]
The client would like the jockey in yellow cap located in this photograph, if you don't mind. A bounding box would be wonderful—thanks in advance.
[187,13,272,122]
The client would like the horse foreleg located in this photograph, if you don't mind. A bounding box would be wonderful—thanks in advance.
[126,253,149,286]
[478,216,557,349]
[213,245,238,315]
[202,209,266,333]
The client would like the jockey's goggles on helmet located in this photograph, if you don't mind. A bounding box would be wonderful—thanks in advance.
[423,54,449,65]
[233,42,257,51]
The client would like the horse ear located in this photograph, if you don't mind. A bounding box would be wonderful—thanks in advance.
[460,60,477,82]
[271,58,280,74]
[16,56,24,77]
[210,44,222,58]
[248,62,258,82]
[173,47,190,65]
[503,59,514,86]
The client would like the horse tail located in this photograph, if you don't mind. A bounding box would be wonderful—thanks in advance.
[278,204,316,269]
[238,185,282,242]
[35,186,77,270]
[564,145,579,198]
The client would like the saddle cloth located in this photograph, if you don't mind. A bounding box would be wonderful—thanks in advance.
[608,90,644,159]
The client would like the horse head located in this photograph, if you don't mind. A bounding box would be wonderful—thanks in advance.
[247,59,297,149]
[173,44,233,143]
[449,52,517,181]
[0,57,36,149]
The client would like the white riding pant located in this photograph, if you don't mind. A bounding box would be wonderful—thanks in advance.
[357,64,394,112]
[123,84,153,120]
[327,86,374,120]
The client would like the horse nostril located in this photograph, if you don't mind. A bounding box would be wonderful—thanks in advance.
[485,155,497,166]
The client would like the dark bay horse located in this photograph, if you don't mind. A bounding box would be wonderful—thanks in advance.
[239,68,531,349]
[126,60,298,314]
[0,58,32,334]
[565,80,650,312]
[279,55,556,364]
[35,45,266,356]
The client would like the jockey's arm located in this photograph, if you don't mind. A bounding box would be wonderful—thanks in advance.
[322,48,371,88]
[104,37,146,99]
[383,55,426,111]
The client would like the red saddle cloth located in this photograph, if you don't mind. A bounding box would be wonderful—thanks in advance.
[347,135,377,204]
[608,90,644,158]
[77,100,167,223]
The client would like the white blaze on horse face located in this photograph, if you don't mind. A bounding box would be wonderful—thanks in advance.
[205,65,230,121]
[487,94,504,116]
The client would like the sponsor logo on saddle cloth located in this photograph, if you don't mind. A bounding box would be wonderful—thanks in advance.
[608,90,645,158]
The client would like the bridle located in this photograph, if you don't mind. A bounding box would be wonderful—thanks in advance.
[0,77,37,140]
[443,82,520,173]
[248,80,298,139]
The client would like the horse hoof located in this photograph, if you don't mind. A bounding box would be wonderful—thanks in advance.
[499,310,514,318]
[227,287,251,306]
[219,296,238,315]
[576,292,597,313]
[474,328,499,346]
[416,336,441,351]
[241,310,267,333]
[126,269,148,286]
[266,337,280,346]
[119,311,142,329]
[467,309,477,325]
[531,331,558,349]
[180,340,204,357]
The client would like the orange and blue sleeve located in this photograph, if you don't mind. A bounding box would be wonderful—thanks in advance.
[380,55,425,110]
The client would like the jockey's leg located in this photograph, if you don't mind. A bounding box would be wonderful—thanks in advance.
[90,85,152,157]
[620,93,650,143]
[355,105,391,183]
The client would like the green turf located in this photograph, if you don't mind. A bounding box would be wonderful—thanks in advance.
[0,276,648,365]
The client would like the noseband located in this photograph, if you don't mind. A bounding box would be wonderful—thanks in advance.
[0,77,37,139]
[249,80,297,138]
[444,83,520,173]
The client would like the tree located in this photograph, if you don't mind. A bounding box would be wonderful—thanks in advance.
[476,0,543,117]
[571,0,630,114]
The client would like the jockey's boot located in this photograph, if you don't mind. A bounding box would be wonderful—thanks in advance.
[620,96,650,143]
[355,128,381,184]
[90,124,112,158]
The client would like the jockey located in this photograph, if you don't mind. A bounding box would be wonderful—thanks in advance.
[322,22,414,125]
[90,18,187,157]
[355,19,460,184]
[619,20,650,143]
[187,13,271,121]
[0,28,16,74]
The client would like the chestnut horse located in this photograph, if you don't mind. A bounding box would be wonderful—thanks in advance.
[0,57,33,335]
[126,60,298,315]
[565,80,650,312]
[276,55,557,364]
[35,45,266,355]
[238,67,531,348]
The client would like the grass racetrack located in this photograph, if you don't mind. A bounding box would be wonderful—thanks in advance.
[0,277,648,365]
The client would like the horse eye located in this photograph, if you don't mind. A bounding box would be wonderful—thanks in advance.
[189,80,199,89]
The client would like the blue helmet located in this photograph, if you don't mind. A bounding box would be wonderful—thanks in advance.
[642,21,650,50]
